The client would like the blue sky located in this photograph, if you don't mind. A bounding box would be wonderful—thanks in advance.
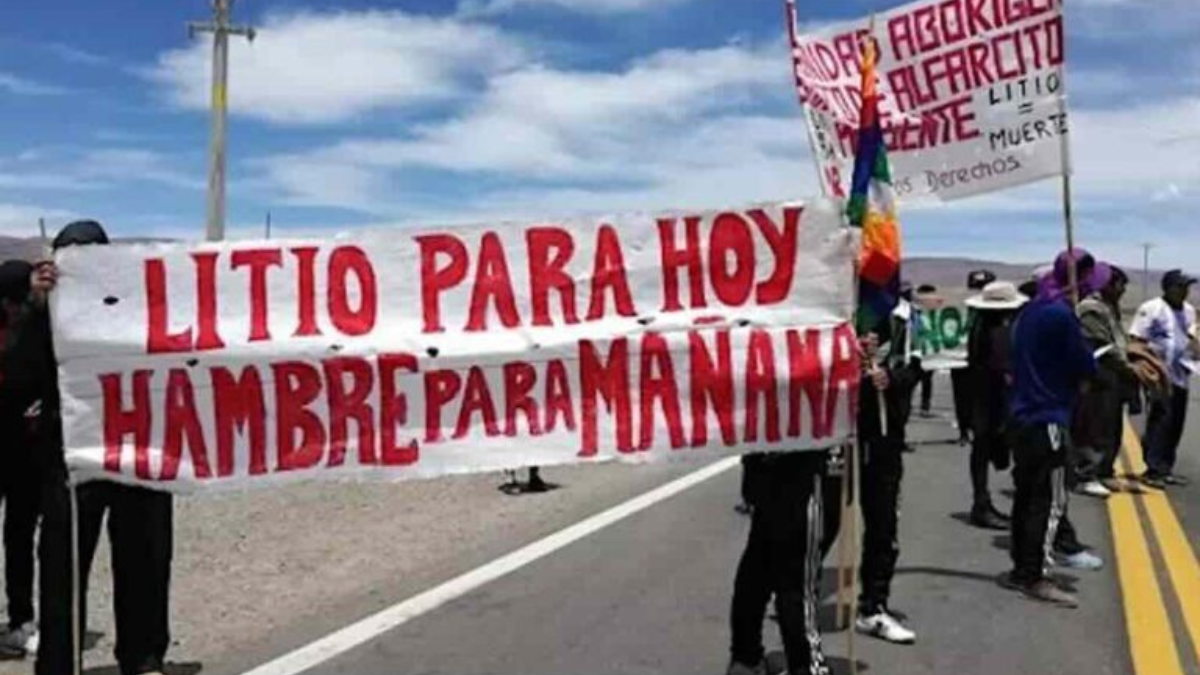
[0,0,1197,272]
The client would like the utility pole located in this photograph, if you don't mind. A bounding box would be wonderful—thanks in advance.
[190,0,255,242]
[265,210,272,239]
[1142,242,1154,302]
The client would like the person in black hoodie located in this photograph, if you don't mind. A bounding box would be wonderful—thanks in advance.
[12,221,174,675]
[0,260,41,657]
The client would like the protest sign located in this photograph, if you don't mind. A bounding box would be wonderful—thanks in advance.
[914,305,970,370]
[54,200,859,492]
[787,0,1067,202]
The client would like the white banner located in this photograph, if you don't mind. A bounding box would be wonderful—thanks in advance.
[787,0,1067,202]
[54,200,859,492]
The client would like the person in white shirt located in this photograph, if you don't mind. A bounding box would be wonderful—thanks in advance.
[1129,269,1199,488]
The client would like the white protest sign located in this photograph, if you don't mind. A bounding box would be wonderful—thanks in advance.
[786,0,1067,202]
[54,200,859,493]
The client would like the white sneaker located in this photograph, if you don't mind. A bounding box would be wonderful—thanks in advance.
[1055,550,1104,570]
[0,621,36,657]
[856,609,916,644]
[1078,481,1112,498]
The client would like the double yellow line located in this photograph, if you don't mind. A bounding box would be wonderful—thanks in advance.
[1108,419,1200,675]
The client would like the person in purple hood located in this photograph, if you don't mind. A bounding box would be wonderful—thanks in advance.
[999,250,1098,606]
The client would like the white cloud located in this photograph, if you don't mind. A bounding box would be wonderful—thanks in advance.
[43,42,110,66]
[75,149,206,191]
[459,0,690,15]
[0,72,69,96]
[147,10,526,125]
[256,41,796,213]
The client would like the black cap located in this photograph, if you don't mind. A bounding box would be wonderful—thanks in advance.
[0,260,33,302]
[967,269,997,290]
[1162,269,1197,291]
[916,283,937,295]
[52,220,109,250]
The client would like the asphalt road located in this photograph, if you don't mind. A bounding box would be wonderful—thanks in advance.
[289,379,1197,675]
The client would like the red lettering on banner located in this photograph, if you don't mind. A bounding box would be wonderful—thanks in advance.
[417,234,469,334]
[748,208,800,304]
[194,252,225,351]
[965,0,995,36]
[688,331,735,447]
[503,361,541,437]
[466,233,521,332]
[586,226,636,321]
[100,371,153,478]
[638,333,684,450]
[527,228,578,326]
[159,369,212,481]
[709,213,755,307]
[378,353,419,466]
[826,324,861,432]
[914,5,941,54]
[889,12,917,62]
[328,247,378,337]
[273,362,326,471]
[145,259,192,354]
[324,357,376,466]
[579,339,633,456]
[454,367,500,439]
[292,247,322,337]
[832,32,862,82]
[786,329,830,439]
[231,248,283,342]
[544,360,576,433]
[657,216,707,311]
[744,330,781,444]
[424,369,462,443]
[211,366,267,476]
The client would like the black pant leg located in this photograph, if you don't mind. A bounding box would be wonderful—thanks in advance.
[858,439,903,613]
[969,435,992,509]
[765,459,827,675]
[1163,387,1189,474]
[35,479,108,675]
[730,500,770,667]
[1010,424,1066,584]
[108,486,173,675]
[919,372,933,412]
[1142,394,1175,476]
[951,368,973,436]
[2,449,40,628]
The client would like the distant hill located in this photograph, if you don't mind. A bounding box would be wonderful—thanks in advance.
[0,235,1168,308]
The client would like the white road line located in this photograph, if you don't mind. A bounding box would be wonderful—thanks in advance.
[239,456,742,675]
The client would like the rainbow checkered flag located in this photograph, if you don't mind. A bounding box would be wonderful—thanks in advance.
[846,36,902,335]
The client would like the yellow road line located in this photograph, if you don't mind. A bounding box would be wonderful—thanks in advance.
[1107,487,1186,675]
[1123,420,1200,666]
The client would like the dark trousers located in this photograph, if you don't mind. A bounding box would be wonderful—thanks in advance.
[951,368,974,438]
[919,371,933,413]
[730,454,829,675]
[1009,423,1068,585]
[37,471,174,675]
[859,437,903,613]
[1072,371,1125,483]
[1143,386,1189,477]
[740,454,768,509]
[1,446,39,628]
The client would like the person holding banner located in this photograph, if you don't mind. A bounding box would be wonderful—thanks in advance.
[727,451,833,675]
[22,221,176,675]
[1000,253,1097,606]
[0,260,42,658]
[951,269,998,447]
[855,324,920,644]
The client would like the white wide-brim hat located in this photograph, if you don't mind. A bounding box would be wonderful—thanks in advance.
[966,280,1029,311]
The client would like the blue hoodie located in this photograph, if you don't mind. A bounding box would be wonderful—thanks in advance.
[1009,296,1096,427]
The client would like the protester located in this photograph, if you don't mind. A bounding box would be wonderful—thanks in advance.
[15,221,176,675]
[963,281,1025,530]
[1072,265,1139,496]
[1129,269,1198,489]
[727,451,833,675]
[999,251,1097,606]
[0,260,40,658]
[914,284,939,418]
[952,269,998,446]
[855,320,920,644]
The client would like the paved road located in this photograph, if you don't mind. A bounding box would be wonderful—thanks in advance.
[278,378,1198,675]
